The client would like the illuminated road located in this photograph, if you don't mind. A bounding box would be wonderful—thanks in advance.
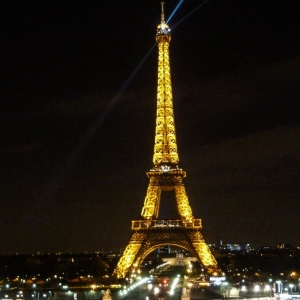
[117,265,185,300]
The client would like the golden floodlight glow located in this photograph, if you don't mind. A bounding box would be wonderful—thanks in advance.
[113,2,221,279]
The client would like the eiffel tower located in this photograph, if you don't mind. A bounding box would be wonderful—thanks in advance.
[113,3,221,279]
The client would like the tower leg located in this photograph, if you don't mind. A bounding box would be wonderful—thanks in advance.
[187,231,221,275]
[141,178,161,219]
[174,185,193,221]
[113,232,147,278]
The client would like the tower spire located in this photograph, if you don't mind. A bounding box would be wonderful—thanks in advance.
[154,2,178,167]
[161,2,165,23]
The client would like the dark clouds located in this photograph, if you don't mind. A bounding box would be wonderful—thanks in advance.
[0,0,299,253]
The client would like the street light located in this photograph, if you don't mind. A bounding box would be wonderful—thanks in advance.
[240,285,247,298]
[254,284,260,300]
[264,284,271,297]
[220,281,230,299]
[276,280,282,294]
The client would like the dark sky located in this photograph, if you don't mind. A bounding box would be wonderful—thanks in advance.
[1,0,300,253]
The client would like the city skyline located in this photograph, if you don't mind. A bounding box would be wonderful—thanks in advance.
[1,0,299,253]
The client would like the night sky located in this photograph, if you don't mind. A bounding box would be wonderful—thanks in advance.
[1,0,300,254]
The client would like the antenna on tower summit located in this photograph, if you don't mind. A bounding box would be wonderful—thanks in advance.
[161,2,165,23]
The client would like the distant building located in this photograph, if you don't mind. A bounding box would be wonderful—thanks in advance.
[208,243,251,251]
[225,243,251,251]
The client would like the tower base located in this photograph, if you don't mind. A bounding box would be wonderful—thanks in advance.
[113,219,221,278]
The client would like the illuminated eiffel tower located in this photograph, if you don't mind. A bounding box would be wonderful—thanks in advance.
[113,3,221,279]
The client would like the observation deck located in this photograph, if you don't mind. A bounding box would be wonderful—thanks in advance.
[131,219,202,230]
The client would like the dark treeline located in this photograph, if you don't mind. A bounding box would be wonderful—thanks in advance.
[0,247,299,284]
[216,247,300,283]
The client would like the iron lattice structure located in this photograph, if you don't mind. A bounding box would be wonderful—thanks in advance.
[113,3,221,279]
